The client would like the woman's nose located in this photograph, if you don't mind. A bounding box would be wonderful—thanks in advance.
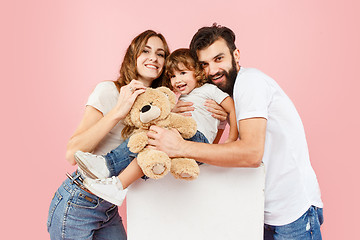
[149,53,158,62]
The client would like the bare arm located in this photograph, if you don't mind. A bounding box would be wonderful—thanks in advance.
[212,128,224,144]
[147,117,266,168]
[219,97,238,143]
[66,80,146,165]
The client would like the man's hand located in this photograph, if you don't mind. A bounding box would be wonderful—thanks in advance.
[204,99,227,121]
[172,100,194,117]
[147,125,186,158]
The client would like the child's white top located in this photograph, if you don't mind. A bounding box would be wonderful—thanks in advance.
[179,83,229,143]
[86,81,125,155]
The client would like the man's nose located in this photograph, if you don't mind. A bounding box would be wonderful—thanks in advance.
[208,62,219,76]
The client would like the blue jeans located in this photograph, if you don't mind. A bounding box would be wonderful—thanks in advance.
[104,130,209,177]
[47,171,127,240]
[264,206,324,240]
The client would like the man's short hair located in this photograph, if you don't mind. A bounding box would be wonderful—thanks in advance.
[189,23,237,61]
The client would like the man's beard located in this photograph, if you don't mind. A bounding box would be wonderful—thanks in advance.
[208,57,238,96]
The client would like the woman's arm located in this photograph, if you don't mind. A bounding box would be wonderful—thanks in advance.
[219,97,239,143]
[66,80,146,165]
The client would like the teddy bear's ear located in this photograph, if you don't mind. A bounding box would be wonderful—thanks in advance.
[156,87,177,107]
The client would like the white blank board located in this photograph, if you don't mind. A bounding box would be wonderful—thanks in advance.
[127,164,265,240]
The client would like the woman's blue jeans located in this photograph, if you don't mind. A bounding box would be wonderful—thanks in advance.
[47,171,127,240]
[264,205,324,240]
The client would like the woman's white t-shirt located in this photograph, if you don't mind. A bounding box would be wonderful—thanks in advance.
[86,81,125,155]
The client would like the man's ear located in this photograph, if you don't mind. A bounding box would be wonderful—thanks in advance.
[233,48,240,62]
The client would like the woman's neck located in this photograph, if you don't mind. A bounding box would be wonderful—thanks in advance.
[137,77,153,87]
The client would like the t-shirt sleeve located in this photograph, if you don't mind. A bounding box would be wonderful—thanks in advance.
[86,81,116,115]
[210,84,229,104]
[234,74,272,121]
[209,84,229,130]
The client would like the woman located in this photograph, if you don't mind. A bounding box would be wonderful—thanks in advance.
[47,30,170,240]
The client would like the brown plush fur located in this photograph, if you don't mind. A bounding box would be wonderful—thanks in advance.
[125,87,200,180]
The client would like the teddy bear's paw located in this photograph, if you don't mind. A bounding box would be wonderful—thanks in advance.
[170,158,200,181]
[137,149,171,179]
[173,170,198,181]
[152,163,166,175]
[180,172,192,178]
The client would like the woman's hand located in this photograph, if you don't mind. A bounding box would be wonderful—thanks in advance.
[114,80,146,120]
[204,99,227,121]
[172,100,195,117]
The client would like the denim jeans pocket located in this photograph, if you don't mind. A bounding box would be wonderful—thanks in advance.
[47,190,63,229]
[316,207,324,225]
[69,191,99,209]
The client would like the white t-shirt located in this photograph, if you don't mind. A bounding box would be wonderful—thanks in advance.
[233,68,323,226]
[86,81,125,155]
[180,83,229,143]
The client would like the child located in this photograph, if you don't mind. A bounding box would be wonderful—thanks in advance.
[75,48,238,206]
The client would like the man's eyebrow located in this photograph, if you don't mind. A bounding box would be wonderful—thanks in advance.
[213,53,225,59]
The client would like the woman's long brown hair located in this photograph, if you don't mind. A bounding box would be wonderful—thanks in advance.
[115,30,170,138]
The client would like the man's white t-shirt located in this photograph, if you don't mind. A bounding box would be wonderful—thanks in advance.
[86,81,125,155]
[233,67,323,226]
[180,83,229,144]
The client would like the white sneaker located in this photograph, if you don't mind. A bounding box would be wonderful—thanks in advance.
[84,176,128,206]
[74,151,110,179]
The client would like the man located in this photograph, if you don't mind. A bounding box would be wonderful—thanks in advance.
[147,24,323,239]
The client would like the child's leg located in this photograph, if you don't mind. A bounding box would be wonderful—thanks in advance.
[104,138,138,177]
[185,130,209,144]
[75,138,138,179]
[185,131,209,165]
[83,157,144,206]
[117,159,144,189]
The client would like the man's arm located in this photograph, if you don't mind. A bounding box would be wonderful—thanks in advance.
[147,117,266,168]
[219,96,239,143]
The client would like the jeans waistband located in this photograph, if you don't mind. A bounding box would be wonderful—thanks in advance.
[65,170,93,194]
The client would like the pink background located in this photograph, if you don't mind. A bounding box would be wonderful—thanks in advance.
[2,0,359,239]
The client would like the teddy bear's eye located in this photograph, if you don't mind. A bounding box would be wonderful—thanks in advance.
[150,102,153,105]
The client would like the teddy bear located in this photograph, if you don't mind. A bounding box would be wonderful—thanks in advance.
[124,86,200,180]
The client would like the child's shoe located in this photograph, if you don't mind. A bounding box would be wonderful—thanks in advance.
[84,176,127,206]
[74,151,110,179]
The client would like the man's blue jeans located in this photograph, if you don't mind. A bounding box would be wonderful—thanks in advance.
[264,206,324,240]
[105,130,209,176]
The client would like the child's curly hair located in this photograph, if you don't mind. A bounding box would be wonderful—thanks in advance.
[162,48,208,90]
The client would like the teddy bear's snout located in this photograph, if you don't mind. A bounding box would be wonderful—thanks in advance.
[139,104,161,123]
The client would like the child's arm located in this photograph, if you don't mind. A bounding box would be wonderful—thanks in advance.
[219,97,239,143]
